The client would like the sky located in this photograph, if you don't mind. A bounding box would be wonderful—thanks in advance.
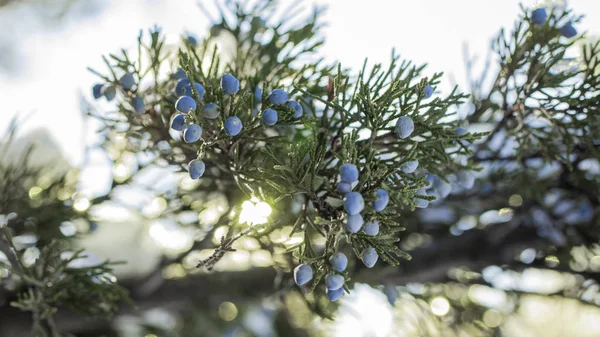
[0,0,599,166]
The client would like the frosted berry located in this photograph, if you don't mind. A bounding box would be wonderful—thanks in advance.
[287,100,303,118]
[345,213,364,233]
[361,247,378,268]
[202,103,220,119]
[414,198,429,208]
[262,108,278,126]
[220,74,239,95]
[383,285,398,305]
[344,192,364,215]
[401,161,419,174]
[434,178,452,198]
[188,159,205,179]
[102,86,116,101]
[395,116,414,139]
[561,23,577,38]
[339,163,359,183]
[120,73,135,90]
[171,114,186,131]
[176,96,197,113]
[174,68,187,80]
[183,124,202,143]
[175,79,190,96]
[329,252,348,272]
[269,89,288,105]
[455,127,468,136]
[183,82,205,101]
[224,116,243,136]
[293,264,313,285]
[458,171,475,189]
[373,189,389,212]
[326,287,344,301]
[255,86,262,103]
[423,85,433,98]
[92,84,103,99]
[531,8,547,25]
[325,274,344,290]
[132,96,145,114]
[364,220,379,236]
[336,182,352,194]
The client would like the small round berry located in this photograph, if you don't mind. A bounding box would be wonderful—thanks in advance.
[255,86,262,103]
[383,285,398,306]
[188,159,205,179]
[202,103,220,119]
[287,100,303,118]
[220,74,240,95]
[345,213,364,233]
[458,171,475,189]
[434,178,452,198]
[344,192,364,215]
[103,86,116,101]
[120,73,135,90]
[414,198,429,208]
[325,274,344,291]
[132,96,145,114]
[92,84,103,99]
[364,220,379,236]
[176,96,197,113]
[336,182,352,194]
[183,124,202,143]
[186,34,198,47]
[269,89,288,105]
[326,287,344,301]
[184,82,205,101]
[373,189,389,212]
[395,116,414,139]
[423,85,433,98]
[170,114,186,131]
[401,161,419,174]
[361,247,378,268]
[224,116,243,136]
[174,68,187,80]
[561,23,577,38]
[531,8,547,25]
[329,252,348,272]
[293,264,313,285]
[175,79,190,96]
[425,173,435,188]
[455,127,468,136]
[262,108,278,126]
[339,163,359,183]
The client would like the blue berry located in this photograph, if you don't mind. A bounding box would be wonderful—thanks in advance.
[176,96,197,113]
[174,68,187,80]
[336,182,352,194]
[170,114,186,131]
[561,23,577,38]
[287,100,303,118]
[414,198,429,208]
[373,189,389,212]
[293,264,313,285]
[255,86,262,103]
[455,127,468,136]
[425,173,435,188]
[329,252,348,272]
[364,220,379,236]
[252,107,259,118]
[434,178,452,198]
[220,74,239,95]
[531,8,547,25]
[224,116,243,136]
[395,116,414,139]
[383,285,398,306]
[183,124,202,143]
[92,84,103,99]
[326,287,344,301]
[186,35,198,47]
[269,89,288,105]
[344,192,364,215]
[345,213,364,233]
[188,159,205,179]
[361,247,378,268]
[132,96,145,114]
[183,82,205,101]
[401,161,419,174]
[423,85,433,98]
[262,108,278,126]
[103,86,116,101]
[202,103,220,119]
[458,171,475,189]
[120,73,135,90]
[339,163,359,183]
[325,274,344,290]
[175,79,190,96]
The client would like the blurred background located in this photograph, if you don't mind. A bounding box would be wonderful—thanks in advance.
[1,0,600,336]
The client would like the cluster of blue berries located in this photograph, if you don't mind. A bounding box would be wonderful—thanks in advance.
[258,88,303,126]
[92,72,145,113]
[531,7,578,38]
[293,251,349,301]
